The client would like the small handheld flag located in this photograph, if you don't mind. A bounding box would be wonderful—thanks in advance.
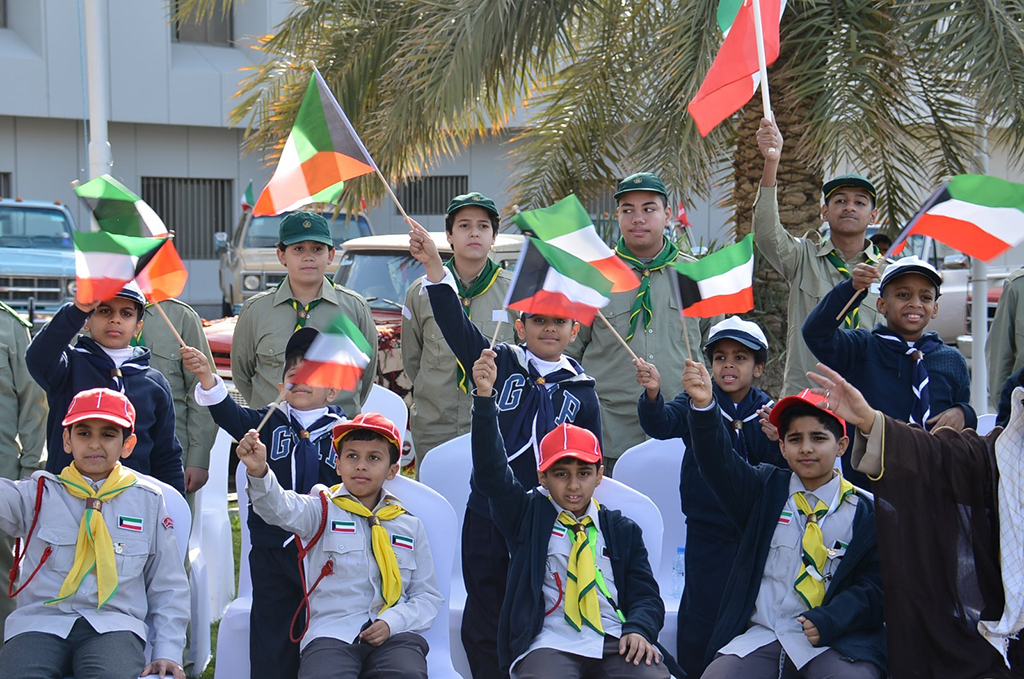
[72,232,165,305]
[672,234,755,317]
[241,180,255,212]
[74,175,168,238]
[291,313,372,392]
[135,239,188,303]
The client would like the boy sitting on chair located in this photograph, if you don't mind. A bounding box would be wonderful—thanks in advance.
[236,413,443,679]
[0,388,189,679]
[470,348,679,679]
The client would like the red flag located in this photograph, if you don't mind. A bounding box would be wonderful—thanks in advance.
[676,200,692,228]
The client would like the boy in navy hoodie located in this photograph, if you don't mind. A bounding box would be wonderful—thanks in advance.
[181,327,346,679]
[635,316,784,678]
[26,283,185,495]
[471,349,677,678]
[409,219,602,677]
[681,360,885,678]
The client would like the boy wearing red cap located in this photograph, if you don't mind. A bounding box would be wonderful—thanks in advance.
[680,360,885,678]
[0,388,189,679]
[235,412,442,679]
[470,350,679,679]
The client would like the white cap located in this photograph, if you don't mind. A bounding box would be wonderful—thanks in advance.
[880,255,942,295]
[705,316,769,352]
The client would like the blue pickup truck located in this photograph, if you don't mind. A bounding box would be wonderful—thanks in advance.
[0,198,78,328]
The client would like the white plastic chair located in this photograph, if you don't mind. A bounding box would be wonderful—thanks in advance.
[977,412,997,435]
[364,384,409,436]
[614,437,687,659]
[593,476,664,578]
[197,428,236,620]
[214,463,253,679]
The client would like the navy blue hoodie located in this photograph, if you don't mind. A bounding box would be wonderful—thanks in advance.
[27,303,185,494]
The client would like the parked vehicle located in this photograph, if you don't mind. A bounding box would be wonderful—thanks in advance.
[0,198,78,328]
[215,210,372,317]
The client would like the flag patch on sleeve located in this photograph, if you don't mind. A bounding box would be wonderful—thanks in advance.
[118,516,144,532]
[391,534,414,551]
[551,524,568,539]
[332,520,356,534]
[162,516,174,530]
[778,510,793,526]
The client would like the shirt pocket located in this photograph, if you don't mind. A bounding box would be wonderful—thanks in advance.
[113,536,151,579]
[798,271,835,300]
[36,525,78,573]
[0,342,14,389]
[255,334,286,377]
[421,318,452,371]
[324,533,366,571]
[392,542,419,577]
[765,526,801,586]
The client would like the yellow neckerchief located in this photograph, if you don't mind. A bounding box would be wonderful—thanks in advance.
[557,501,604,635]
[330,489,407,614]
[793,475,856,608]
[48,462,138,608]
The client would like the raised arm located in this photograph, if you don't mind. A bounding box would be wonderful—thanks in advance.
[25,302,95,392]
[238,430,325,540]
[752,117,801,277]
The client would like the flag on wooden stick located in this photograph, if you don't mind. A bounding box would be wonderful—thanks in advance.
[253,67,377,217]
[889,175,1024,261]
[672,234,755,317]
[503,238,613,325]
[72,231,165,305]
[291,313,372,392]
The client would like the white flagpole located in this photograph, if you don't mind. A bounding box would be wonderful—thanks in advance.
[751,0,777,155]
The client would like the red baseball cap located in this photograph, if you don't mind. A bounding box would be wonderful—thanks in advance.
[332,413,402,452]
[62,388,137,432]
[538,423,603,472]
[769,389,846,432]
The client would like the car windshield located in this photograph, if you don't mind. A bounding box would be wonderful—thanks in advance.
[0,206,74,249]
[242,213,371,249]
[334,251,426,311]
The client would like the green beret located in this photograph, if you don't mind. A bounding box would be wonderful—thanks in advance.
[822,174,877,203]
[446,192,499,218]
[613,172,668,201]
[279,211,333,247]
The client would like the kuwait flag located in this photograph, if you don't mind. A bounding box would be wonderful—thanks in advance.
[673,234,754,317]
[135,239,188,303]
[291,313,372,392]
[72,231,165,305]
[511,195,640,293]
[241,180,255,212]
[503,238,613,325]
[687,0,786,137]
[74,175,168,238]
[888,175,1024,261]
[253,67,377,217]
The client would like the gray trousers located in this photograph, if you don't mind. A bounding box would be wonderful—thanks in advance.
[701,640,884,679]
[298,632,428,679]
[0,617,146,679]
[513,636,671,679]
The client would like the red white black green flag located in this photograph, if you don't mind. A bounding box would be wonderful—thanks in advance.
[672,234,754,317]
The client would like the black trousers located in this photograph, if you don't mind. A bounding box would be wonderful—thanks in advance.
[678,524,740,678]
[460,508,511,679]
[250,542,304,679]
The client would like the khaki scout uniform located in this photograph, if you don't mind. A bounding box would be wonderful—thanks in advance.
[987,266,1024,410]
[753,186,882,396]
[0,302,48,636]
[232,277,378,416]
[402,270,515,458]
[142,299,217,482]
[567,247,712,460]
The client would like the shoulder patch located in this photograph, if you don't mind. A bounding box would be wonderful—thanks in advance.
[0,301,31,328]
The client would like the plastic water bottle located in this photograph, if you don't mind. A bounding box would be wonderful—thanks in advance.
[671,547,686,598]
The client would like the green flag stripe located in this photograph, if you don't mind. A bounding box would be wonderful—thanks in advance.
[674,234,753,281]
[511,195,593,240]
[292,76,331,161]
[328,313,373,356]
[531,238,614,296]
[717,0,743,31]
[947,174,1024,210]
[74,175,139,203]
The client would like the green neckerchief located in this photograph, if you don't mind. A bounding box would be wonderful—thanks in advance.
[275,276,331,332]
[824,242,881,329]
[615,238,680,340]
[444,257,502,392]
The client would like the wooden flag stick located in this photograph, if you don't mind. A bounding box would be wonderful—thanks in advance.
[682,315,693,359]
[256,385,289,434]
[834,289,865,322]
[490,315,505,349]
[152,301,186,348]
[597,310,640,362]
[374,167,411,222]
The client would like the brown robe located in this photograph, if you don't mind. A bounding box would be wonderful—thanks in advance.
[852,413,1024,678]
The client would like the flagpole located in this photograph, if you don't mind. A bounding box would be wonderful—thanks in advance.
[490,316,504,349]
[256,385,289,434]
[373,168,411,222]
[681,316,693,359]
[751,0,776,155]
[152,301,186,347]
[597,311,640,362]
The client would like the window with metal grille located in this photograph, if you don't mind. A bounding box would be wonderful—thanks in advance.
[0,173,11,199]
[173,1,232,45]
[396,176,468,215]
[141,177,232,260]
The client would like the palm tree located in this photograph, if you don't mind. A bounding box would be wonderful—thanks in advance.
[179,0,1024,393]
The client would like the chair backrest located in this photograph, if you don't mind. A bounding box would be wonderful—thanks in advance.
[235,462,253,598]
[205,429,234,507]
[364,384,409,437]
[592,476,663,576]
[383,475,460,676]
[613,438,686,583]
[978,412,997,436]
[417,433,472,527]
[148,478,192,562]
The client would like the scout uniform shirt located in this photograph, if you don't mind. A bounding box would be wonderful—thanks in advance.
[987,266,1024,411]
[139,299,217,480]
[246,469,443,649]
[753,186,882,396]
[0,301,47,481]
[402,268,515,457]
[0,470,189,662]
[717,472,857,668]
[232,276,378,415]
[567,240,712,459]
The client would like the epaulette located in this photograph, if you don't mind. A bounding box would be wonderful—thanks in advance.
[0,300,31,329]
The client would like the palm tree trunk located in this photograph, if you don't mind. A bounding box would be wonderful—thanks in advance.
[732,53,823,399]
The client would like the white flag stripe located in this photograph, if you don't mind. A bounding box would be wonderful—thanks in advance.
[133,199,168,237]
[74,250,137,279]
[695,256,754,298]
[266,134,307,212]
[542,267,612,308]
[303,334,370,368]
[926,199,1024,246]
[546,225,615,263]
